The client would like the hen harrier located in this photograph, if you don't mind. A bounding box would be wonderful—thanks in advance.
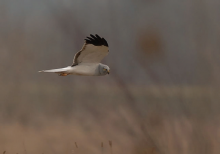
[39,34,110,76]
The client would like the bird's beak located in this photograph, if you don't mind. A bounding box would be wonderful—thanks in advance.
[107,70,110,74]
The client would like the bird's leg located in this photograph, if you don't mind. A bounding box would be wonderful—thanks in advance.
[59,73,69,76]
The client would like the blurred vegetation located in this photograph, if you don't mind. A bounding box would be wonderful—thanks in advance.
[0,0,220,154]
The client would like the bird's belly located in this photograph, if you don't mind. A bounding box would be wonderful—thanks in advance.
[68,64,99,76]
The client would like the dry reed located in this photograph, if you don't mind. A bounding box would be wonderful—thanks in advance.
[109,141,113,154]
[101,142,104,154]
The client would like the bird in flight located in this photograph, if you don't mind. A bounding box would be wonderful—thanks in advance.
[39,34,110,76]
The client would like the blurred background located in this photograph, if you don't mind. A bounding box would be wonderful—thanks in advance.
[0,0,220,154]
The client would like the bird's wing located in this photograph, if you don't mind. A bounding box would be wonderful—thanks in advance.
[72,34,109,66]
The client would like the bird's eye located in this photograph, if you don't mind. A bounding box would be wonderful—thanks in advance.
[103,68,106,71]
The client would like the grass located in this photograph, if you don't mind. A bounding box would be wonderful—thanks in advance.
[0,85,218,154]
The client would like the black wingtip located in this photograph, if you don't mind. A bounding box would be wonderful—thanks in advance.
[85,34,108,47]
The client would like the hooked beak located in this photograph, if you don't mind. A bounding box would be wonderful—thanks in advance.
[107,70,110,74]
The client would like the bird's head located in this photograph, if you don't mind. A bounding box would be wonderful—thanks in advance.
[100,64,110,75]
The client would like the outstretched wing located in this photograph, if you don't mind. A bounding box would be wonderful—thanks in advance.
[72,34,109,66]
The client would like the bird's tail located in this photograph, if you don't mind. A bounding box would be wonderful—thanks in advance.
[38,67,71,75]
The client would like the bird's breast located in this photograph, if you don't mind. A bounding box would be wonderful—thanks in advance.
[68,63,100,76]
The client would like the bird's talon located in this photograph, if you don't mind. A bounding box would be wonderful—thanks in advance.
[59,73,68,76]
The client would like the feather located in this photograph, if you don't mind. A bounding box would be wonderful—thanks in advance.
[72,34,109,66]
[39,67,71,73]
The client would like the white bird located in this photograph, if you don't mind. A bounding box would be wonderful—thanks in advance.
[39,34,110,76]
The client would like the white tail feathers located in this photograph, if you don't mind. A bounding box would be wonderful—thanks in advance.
[38,67,71,73]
